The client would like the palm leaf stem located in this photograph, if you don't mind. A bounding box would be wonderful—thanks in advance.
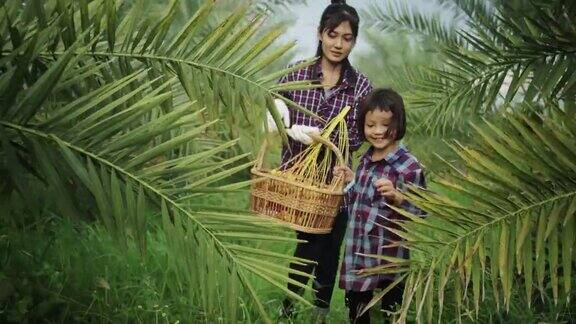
[0,120,265,311]
[423,189,576,262]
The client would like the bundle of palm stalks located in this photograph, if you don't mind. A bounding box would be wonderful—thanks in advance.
[250,107,350,234]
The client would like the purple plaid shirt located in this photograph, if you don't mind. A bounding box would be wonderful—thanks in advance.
[339,145,426,291]
[278,60,372,169]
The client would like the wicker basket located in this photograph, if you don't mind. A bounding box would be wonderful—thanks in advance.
[250,133,345,234]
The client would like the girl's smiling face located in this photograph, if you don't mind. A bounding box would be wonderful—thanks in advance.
[364,108,397,156]
[318,21,355,64]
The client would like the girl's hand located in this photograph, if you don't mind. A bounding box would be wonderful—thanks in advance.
[374,178,403,206]
[333,165,354,183]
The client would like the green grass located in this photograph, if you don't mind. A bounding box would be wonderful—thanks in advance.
[0,215,202,322]
[2,190,573,323]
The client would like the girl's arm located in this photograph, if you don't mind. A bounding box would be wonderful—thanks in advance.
[334,165,357,210]
[374,168,426,216]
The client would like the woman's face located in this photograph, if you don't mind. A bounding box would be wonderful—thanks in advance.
[318,21,355,64]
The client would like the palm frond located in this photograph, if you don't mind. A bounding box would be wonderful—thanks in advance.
[364,1,465,48]
[366,0,576,134]
[439,0,494,23]
[0,0,320,321]
[379,109,576,322]
[416,1,574,133]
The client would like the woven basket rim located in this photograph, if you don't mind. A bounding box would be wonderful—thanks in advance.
[251,211,333,234]
[251,167,344,196]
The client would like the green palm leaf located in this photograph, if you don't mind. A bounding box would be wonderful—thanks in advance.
[0,0,320,321]
[364,1,465,47]
[366,0,576,134]
[376,111,576,322]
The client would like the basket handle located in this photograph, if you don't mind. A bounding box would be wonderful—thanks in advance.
[308,133,345,167]
[253,132,346,171]
[254,137,269,171]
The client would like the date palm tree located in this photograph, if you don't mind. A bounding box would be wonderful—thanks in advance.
[361,0,576,322]
[0,0,317,322]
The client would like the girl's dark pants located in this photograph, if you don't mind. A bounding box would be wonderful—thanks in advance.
[345,280,405,323]
[283,209,348,310]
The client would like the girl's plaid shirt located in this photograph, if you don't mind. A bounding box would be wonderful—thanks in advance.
[277,60,372,168]
[339,145,427,292]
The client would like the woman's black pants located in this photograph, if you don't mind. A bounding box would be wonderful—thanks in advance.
[284,209,348,309]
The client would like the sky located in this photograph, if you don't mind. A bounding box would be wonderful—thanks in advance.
[278,0,443,60]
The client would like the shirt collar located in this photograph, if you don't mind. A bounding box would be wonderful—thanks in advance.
[361,143,406,166]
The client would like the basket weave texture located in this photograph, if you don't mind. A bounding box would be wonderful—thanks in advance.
[250,134,345,234]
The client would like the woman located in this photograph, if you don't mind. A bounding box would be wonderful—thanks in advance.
[267,0,372,319]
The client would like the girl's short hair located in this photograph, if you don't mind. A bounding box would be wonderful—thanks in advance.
[356,88,406,141]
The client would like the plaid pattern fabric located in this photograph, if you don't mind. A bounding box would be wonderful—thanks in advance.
[278,60,372,168]
[339,145,426,291]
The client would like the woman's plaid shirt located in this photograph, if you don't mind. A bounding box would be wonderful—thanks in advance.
[278,60,372,167]
[339,145,426,292]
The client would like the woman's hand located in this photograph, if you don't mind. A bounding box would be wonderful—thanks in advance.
[265,100,320,145]
[286,125,320,145]
[374,178,403,206]
[333,165,354,183]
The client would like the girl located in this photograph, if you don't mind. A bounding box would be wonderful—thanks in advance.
[334,88,426,323]
[266,0,373,319]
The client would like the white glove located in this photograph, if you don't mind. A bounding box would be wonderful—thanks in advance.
[265,99,290,132]
[286,124,321,145]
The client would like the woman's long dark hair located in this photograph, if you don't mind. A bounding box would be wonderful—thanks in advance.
[315,0,360,71]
